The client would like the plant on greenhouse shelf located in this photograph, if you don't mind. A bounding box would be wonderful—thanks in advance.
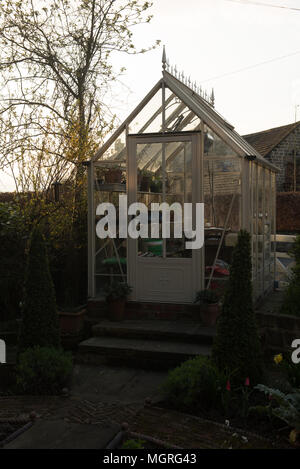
[194,289,220,326]
[138,169,153,192]
[105,282,132,321]
[150,177,163,193]
[103,165,123,184]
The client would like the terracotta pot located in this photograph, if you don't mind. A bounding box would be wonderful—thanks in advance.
[105,169,122,184]
[59,309,85,334]
[200,303,221,326]
[107,298,126,321]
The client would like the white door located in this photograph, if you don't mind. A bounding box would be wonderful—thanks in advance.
[127,132,203,303]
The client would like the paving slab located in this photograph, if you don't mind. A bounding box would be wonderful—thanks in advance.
[78,336,211,369]
[71,363,167,403]
[4,418,119,449]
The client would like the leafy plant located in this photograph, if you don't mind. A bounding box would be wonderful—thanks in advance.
[121,439,145,449]
[105,282,132,302]
[212,230,262,384]
[162,356,226,413]
[195,289,219,305]
[280,234,300,317]
[256,384,300,432]
[18,226,60,352]
[16,346,73,395]
[275,353,300,388]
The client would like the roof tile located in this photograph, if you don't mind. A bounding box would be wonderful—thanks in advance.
[243,122,300,156]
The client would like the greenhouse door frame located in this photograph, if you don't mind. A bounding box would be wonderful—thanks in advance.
[127,131,204,303]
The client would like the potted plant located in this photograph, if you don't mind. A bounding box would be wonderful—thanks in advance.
[105,282,132,321]
[194,289,220,326]
[58,304,86,335]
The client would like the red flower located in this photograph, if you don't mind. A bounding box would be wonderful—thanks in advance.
[226,380,231,391]
[245,377,250,386]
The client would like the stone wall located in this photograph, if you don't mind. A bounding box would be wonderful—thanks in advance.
[256,311,300,354]
[265,125,300,192]
[277,192,300,232]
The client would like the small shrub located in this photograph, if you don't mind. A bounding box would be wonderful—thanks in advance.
[121,439,145,449]
[162,356,226,413]
[16,346,73,395]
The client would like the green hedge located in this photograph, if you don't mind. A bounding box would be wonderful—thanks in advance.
[19,226,60,351]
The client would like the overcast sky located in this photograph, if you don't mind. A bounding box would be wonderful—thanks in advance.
[113,0,300,134]
[1,0,300,191]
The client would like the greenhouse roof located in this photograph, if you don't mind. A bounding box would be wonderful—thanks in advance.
[92,53,279,173]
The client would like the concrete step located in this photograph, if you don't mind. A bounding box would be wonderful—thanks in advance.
[77,336,211,370]
[92,320,216,345]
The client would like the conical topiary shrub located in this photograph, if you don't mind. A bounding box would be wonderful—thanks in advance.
[212,229,262,384]
[19,226,60,352]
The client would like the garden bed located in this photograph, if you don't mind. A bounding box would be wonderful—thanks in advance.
[123,405,280,449]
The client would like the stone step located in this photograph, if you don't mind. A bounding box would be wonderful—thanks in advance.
[92,320,216,345]
[77,336,211,370]
[87,299,200,321]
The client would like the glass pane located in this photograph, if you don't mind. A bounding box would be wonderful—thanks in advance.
[165,141,192,258]
[137,142,163,257]
[164,92,200,132]
[99,130,127,162]
[129,89,162,134]
[257,166,264,296]
[264,170,272,290]
[94,163,127,294]
[252,163,258,283]
[203,126,241,295]
[136,140,194,259]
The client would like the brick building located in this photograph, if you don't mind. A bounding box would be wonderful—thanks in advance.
[243,121,300,192]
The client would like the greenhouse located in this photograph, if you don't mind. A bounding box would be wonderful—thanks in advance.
[87,51,278,304]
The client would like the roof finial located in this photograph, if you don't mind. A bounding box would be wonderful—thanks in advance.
[211,88,215,107]
[162,45,166,71]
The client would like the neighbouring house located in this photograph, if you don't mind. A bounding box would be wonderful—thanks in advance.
[243,121,300,192]
[86,51,278,306]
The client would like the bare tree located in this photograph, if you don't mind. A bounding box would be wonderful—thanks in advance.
[0,0,158,193]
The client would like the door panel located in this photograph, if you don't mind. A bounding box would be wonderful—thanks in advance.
[137,259,193,302]
[127,133,202,303]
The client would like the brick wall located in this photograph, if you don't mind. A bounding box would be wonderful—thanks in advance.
[265,126,300,192]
